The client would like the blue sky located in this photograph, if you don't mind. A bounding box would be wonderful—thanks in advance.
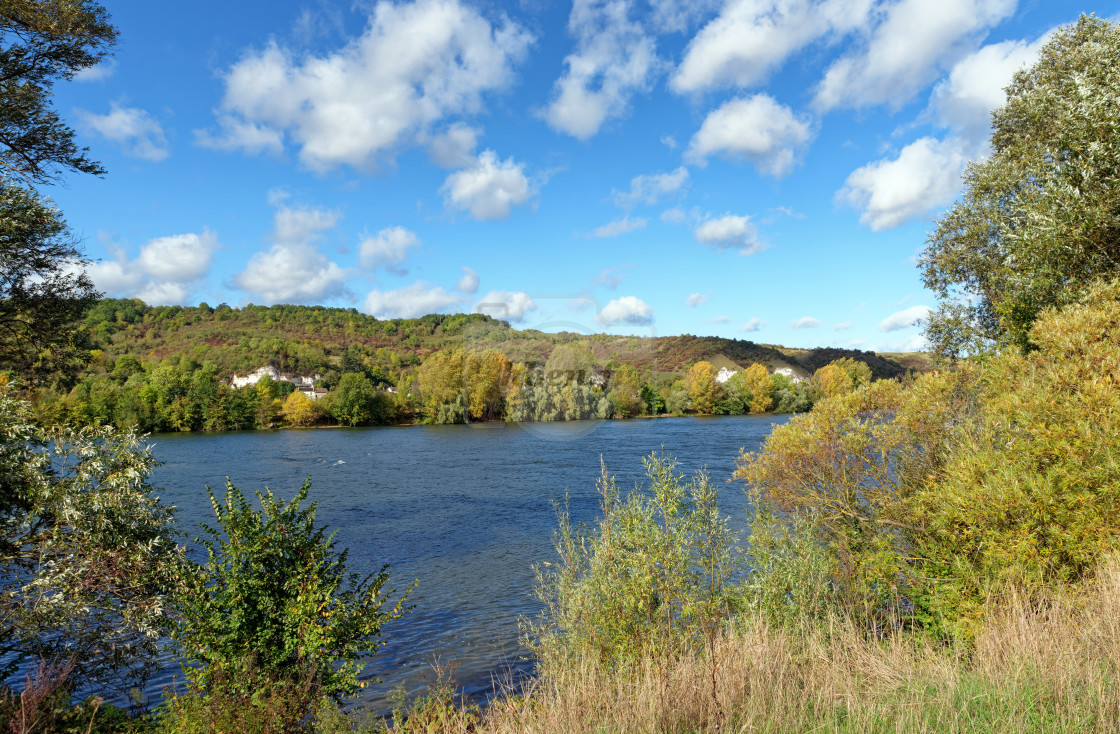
[51,0,1106,351]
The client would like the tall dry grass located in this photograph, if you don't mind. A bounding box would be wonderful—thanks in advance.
[439,558,1120,734]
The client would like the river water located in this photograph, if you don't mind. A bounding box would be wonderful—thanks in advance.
[147,414,787,713]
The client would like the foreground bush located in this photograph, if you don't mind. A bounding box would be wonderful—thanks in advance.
[171,480,413,707]
[529,454,742,672]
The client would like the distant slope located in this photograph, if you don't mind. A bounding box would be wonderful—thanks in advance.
[80,299,921,382]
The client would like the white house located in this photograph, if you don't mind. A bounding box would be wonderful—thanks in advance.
[231,366,323,390]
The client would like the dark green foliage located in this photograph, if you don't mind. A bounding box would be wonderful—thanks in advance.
[171,479,412,700]
[0,182,99,383]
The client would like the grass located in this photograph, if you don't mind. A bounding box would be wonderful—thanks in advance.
[388,558,1120,734]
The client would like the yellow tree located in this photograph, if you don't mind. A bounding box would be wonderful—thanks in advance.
[417,349,465,418]
[741,363,774,413]
[811,363,854,400]
[685,361,721,414]
[282,390,320,427]
[465,350,511,421]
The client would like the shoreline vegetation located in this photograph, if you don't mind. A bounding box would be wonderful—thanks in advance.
[11,297,915,435]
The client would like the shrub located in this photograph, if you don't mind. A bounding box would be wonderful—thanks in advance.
[170,480,413,701]
[529,453,743,669]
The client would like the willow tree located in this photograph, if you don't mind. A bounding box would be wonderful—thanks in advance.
[920,15,1120,356]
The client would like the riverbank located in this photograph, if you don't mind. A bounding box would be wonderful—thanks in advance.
[375,557,1120,733]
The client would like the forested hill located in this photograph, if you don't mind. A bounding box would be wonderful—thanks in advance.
[82,298,914,381]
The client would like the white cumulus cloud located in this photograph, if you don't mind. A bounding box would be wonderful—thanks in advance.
[789,316,820,329]
[364,282,466,318]
[359,226,421,272]
[612,166,689,208]
[929,33,1049,139]
[458,266,480,294]
[686,292,709,307]
[197,0,532,171]
[839,136,969,231]
[694,214,767,255]
[879,305,932,332]
[740,317,764,332]
[542,0,658,139]
[442,150,534,220]
[78,102,169,161]
[672,0,872,93]
[475,290,538,322]
[235,206,350,304]
[814,0,1016,112]
[424,122,481,169]
[597,295,653,326]
[686,94,812,177]
[86,230,220,305]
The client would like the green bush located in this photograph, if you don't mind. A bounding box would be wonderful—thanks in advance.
[529,453,743,669]
[170,480,413,701]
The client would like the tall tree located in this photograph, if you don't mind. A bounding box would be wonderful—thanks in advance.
[921,15,1120,356]
[0,1,116,382]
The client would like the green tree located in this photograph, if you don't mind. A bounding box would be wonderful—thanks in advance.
[324,372,392,427]
[171,480,412,700]
[921,15,1120,356]
[0,382,180,694]
[0,1,118,382]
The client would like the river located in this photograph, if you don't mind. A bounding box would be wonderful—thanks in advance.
[147,414,787,713]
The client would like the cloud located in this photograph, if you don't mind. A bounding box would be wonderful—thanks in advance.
[685,292,709,307]
[74,59,116,82]
[838,136,968,231]
[197,0,533,171]
[671,0,872,93]
[597,295,653,326]
[929,33,1049,139]
[364,281,466,318]
[359,226,421,272]
[612,166,689,208]
[442,150,534,220]
[694,214,767,255]
[424,122,481,168]
[475,290,538,321]
[234,206,350,304]
[711,315,731,324]
[85,230,220,305]
[686,94,812,177]
[594,265,631,289]
[814,0,1016,112]
[78,102,169,161]
[137,232,219,282]
[542,0,658,139]
[740,317,764,332]
[591,216,647,238]
[458,266,480,294]
[879,305,932,332]
[789,316,820,329]
[660,135,678,149]
[834,321,852,330]
[648,0,721,33]
[660,207,687,224]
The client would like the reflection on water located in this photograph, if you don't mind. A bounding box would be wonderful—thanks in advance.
[148,415,786,714]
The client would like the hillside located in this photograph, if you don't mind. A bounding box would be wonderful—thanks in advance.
[81,299,920,382]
